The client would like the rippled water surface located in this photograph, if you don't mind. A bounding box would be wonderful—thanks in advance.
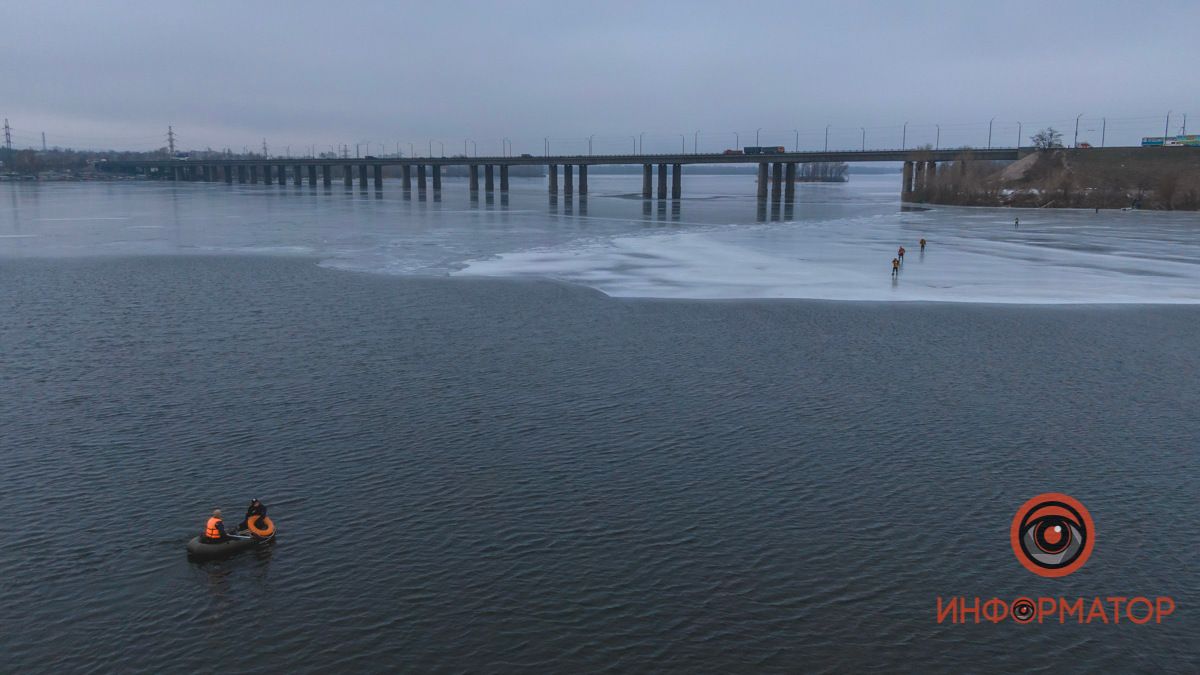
[1,179,1198,672]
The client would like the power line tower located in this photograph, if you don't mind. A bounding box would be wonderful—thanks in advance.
[167,125,176,155]
[3,119,12,152]
[262,139,269,158]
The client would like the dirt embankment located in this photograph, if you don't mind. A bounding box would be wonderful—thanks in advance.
[914,147,1200,210]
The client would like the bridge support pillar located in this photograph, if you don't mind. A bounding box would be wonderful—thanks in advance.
[433,165,441,191]
[902,161,914,196]
[671,164,681,199]
[202,165,212,182]
[294,165,303,186]
[785,162,796,202]
[250,165,259,183]
[402,164,411,191]
[500,165,509,192]
[374,165,383,189]
[657,163,667,199]
[914,161,925,198]
[321,165,331,187]
[926,161,936,191]
[225,165,234,184]
[343,165,353,187]
[485,164,494,192]
[771,163,783,202]
[564,164,573,195]
[469,165,479,193]
[642,164,652,199]
[548,164,558,194]
[757,163,768,200]
[238,166,247,183]
[417,164,427,191]
[578,165,587,195]
[358,164,368,189]
[308,165,317,186]
[265,165,275,185]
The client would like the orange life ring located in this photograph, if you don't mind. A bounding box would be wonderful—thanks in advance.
[247,514,275,537]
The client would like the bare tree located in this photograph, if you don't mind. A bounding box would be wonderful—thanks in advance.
[1031,127,1063,151]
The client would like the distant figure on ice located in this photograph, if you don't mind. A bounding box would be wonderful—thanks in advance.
[898,246,905,262]
[919,238,926,252]
[892,258,900,277]
[1014,216,1020,229]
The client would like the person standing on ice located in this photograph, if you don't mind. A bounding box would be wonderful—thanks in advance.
[891,258,900,277]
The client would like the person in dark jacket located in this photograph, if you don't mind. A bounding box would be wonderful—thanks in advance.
[238,498,268,532]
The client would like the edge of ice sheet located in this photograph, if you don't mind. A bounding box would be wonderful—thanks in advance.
[452,226,1200,304]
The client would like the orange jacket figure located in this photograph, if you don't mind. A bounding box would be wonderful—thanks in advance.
[204,509,226,541]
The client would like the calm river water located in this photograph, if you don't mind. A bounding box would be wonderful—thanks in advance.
[1,176,1197,672]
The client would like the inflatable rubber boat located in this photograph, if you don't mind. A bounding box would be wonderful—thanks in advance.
[186,515,276,560]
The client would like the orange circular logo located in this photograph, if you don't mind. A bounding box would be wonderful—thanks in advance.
[1010,493,1095,577]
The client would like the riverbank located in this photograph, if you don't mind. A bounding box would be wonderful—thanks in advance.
[915,147,1200,210]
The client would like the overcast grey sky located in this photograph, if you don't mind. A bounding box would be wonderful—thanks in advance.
[3,1,1197,154]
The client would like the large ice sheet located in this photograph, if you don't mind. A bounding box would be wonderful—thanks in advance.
[457,209,1200,303]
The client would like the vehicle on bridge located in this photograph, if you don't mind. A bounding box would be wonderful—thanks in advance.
[723,149,744,155]
[743,146,786,155]
[1142,134,1200,147]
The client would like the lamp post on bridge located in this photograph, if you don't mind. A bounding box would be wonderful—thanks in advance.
[545,137,550,157]
[695,130,700,154]
[825,125,830,152]
[860,127,866,152]
[756,128,762,146]
[679,134,685,153]
[1016,122,1021,149]
[639,132,644,155]
[630,136,636,154]
[734,131,740,151]
[503,138,511,157]
[1101,118,1106,148]
[409,142,415,158]
[588,134,595,156]
[1164,111,1171,148]
[935,124,940,151]
[1074,113,1083,148]
[793,129,799,152]
[902,122,907,150]
[988,117,995,150]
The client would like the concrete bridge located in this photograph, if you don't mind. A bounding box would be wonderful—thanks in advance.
[98,148,1025,202]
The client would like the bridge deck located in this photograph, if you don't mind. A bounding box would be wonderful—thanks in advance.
[102,148,1025,169]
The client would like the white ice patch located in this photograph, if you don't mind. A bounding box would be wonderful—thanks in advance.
[457,212,1200,304]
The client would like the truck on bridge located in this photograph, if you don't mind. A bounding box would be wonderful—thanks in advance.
[743,146,787,155]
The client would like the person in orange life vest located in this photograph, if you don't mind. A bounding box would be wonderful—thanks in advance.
[202,508,229,543]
